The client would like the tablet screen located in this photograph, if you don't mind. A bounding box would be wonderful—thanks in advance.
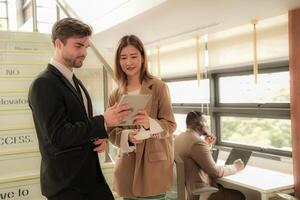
[117,94,151,126]
[225,148,252,166]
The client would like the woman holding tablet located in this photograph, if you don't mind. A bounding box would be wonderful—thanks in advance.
[108,35,176,200]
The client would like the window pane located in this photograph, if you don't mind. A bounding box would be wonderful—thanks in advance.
[167,79,210,103]
[37,7,56,23]
[174,113,211,136]
[59,9,68,20]
[0,18,7,31]
[37,22,53,33]
[37,0,56,8]
[0,3,7,18]
[219,71,290,103]
[220,116,291,151]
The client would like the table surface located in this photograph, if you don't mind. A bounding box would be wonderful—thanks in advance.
[217,162,294,193]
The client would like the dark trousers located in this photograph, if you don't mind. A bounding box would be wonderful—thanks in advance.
[48,184,114,200]
[48,152,114,200]
[193,184,245,200]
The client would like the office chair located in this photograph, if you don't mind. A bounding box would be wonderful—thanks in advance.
[192,186,219,200]
[172,154,219,200]
[165,154,186,200]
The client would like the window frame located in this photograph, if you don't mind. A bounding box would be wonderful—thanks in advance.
[213,60,291,157]
[165,60,291,157]
[0,0,9,30]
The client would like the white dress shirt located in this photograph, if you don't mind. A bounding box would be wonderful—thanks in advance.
[50,58,89,115]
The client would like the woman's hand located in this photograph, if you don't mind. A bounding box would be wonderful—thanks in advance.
[132,109,150,130]
[128,129,143,144]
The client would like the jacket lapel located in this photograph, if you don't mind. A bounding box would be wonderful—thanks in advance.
[47,64,88,118]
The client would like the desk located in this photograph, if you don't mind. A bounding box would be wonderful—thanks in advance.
[217,163,294,200]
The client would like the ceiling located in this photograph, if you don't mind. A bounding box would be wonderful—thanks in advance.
[65,0,300,64]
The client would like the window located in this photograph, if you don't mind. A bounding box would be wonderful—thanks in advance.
[219,71,290,104]
[214,63,291,156]
[36,0,56,33]
[174,113,211,135]
[220,116,291,151]
[167,62,291,156]
[166,78,211,135]
[0,2,7,18]
[167,79,210,104]
[0,18,7,30]
[0,1,8,31]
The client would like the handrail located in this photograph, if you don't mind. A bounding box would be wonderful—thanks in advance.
[32,0,38,32]
[55,0,115,81]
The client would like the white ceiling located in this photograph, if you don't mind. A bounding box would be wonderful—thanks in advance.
[65,0,300,63]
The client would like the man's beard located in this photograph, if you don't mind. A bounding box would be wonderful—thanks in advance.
[63,54,85,68]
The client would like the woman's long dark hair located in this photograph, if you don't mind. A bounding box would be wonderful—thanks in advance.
[114,35,154,90]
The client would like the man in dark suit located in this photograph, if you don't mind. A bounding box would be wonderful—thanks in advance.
[28,18,129,200]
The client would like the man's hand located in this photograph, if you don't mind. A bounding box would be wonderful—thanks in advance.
[205,135,216,145]
[93,138,107,153]
[104,103,130,127]
[233,159,245,172]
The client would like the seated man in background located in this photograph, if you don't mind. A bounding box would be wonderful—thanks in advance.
[174,111,245,200]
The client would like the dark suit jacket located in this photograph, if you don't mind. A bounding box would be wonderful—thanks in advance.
[28,64,108,197]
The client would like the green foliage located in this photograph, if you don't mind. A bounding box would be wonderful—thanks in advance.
[221,117,291,150]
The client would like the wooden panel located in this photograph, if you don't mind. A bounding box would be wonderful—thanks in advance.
[289,8,300,199]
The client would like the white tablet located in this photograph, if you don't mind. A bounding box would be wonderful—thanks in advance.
[117,94,151,126]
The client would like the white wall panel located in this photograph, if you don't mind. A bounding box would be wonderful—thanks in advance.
[0,178,46,200]
[0,129,38,155]
[0,152,40,180]
[0,93,29,111]
[0,52,51,64]
[0,110,34,131]
[0,78,32,93]
[0,66,45,78]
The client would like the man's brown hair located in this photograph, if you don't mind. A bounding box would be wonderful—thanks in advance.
[51,17,92,45]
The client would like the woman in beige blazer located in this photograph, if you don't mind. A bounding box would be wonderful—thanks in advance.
[108,35,176,200]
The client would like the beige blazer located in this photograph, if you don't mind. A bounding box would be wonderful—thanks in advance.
[108,78,176,197]
[174,129,238,200]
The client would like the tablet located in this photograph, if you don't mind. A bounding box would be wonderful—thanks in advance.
[225,148,252,166]
[117,94,151,126]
